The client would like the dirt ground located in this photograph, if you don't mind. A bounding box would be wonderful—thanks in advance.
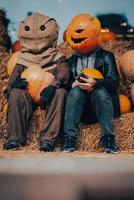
[0,148,134,158]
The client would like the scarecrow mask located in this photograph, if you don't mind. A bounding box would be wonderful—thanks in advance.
[18,12,59,52]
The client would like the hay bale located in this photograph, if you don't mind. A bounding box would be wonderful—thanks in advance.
[77,112,134,152]
[0,110,134,152]
[0,40,134,152]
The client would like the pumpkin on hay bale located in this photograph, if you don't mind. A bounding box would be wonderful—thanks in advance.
[11,40,21,53]
[101,28,117,43]
[119,50,134,81]
[7,51,19,76]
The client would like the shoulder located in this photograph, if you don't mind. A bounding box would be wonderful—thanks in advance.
[99,47,114,57]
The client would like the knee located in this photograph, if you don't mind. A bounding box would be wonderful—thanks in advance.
[68,87,84,99]
[55,88,67,98]
[91,88,111,103]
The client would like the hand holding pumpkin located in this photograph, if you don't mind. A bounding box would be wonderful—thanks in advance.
[12,77,28,89]
[78,76,96,92]
[72,80,80,88]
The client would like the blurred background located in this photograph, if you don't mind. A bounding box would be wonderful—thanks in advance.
[0,0,134,43]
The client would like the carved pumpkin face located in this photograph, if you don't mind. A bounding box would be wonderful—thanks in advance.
[66,14,101,54]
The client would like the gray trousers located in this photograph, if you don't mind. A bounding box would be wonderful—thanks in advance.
[7,88,67,145]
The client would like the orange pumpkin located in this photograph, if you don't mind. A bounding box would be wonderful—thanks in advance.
[119,95,131,114]
[7,52,19,76]
[11,40,21,53]
[81,68,103,79]
[21,66,54,103]
[130,84,134,104]
[119,50,134,80]
[101,29,116,42]
[66,13,101,54]
[2,101,8,113]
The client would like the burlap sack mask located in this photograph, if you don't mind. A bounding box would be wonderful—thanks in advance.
[17,12,62,68]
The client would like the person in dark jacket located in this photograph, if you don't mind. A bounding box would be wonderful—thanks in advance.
[62,14,120,153]
[3,13,69,151]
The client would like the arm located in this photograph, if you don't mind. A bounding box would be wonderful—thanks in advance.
[4,64,26,98]
[94,52,120,91]
[50,56,70,88]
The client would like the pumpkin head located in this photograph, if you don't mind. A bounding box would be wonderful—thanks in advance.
[7,52,19,76]
[11,40,21,53]
[81,68,103,79]
[66,13,101,54]
[119,50,134,80]
[119,95,131,114]
[21,66,54,103]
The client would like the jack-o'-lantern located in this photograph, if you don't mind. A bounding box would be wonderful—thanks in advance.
[66,13,101,54]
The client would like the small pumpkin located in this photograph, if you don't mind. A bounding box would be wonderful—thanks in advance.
[21,66,54,103]
[101,29,116,42]
[11,40,21,53]
[119,50,134,80]
[7,52,19,76]
[81,68,103,79]
[119,95,131,114]
[66,13,101,54]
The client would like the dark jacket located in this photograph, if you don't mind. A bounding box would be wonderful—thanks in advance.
[5,56,70,98]
[68,47,120,118]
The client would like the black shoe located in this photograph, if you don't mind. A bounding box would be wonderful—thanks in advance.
[61,135,76,153]
[100,136,117,154]
[40,140,54,152]
[3,141,20,150]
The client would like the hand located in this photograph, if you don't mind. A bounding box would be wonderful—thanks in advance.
[72,80,80,88]
[40,85,56,105]
[12,77,28,89]
[78,76,96,92]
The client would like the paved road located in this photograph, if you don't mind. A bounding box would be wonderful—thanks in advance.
[0,153,134,200]
[0,154,134,174]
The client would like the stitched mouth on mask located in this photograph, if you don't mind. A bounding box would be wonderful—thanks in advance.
[21,35,50,41]
[71,37,87,44]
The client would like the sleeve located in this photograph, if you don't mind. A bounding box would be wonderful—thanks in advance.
[4,64,26,98]
[94,52,120,92]
[50,56,70,88]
